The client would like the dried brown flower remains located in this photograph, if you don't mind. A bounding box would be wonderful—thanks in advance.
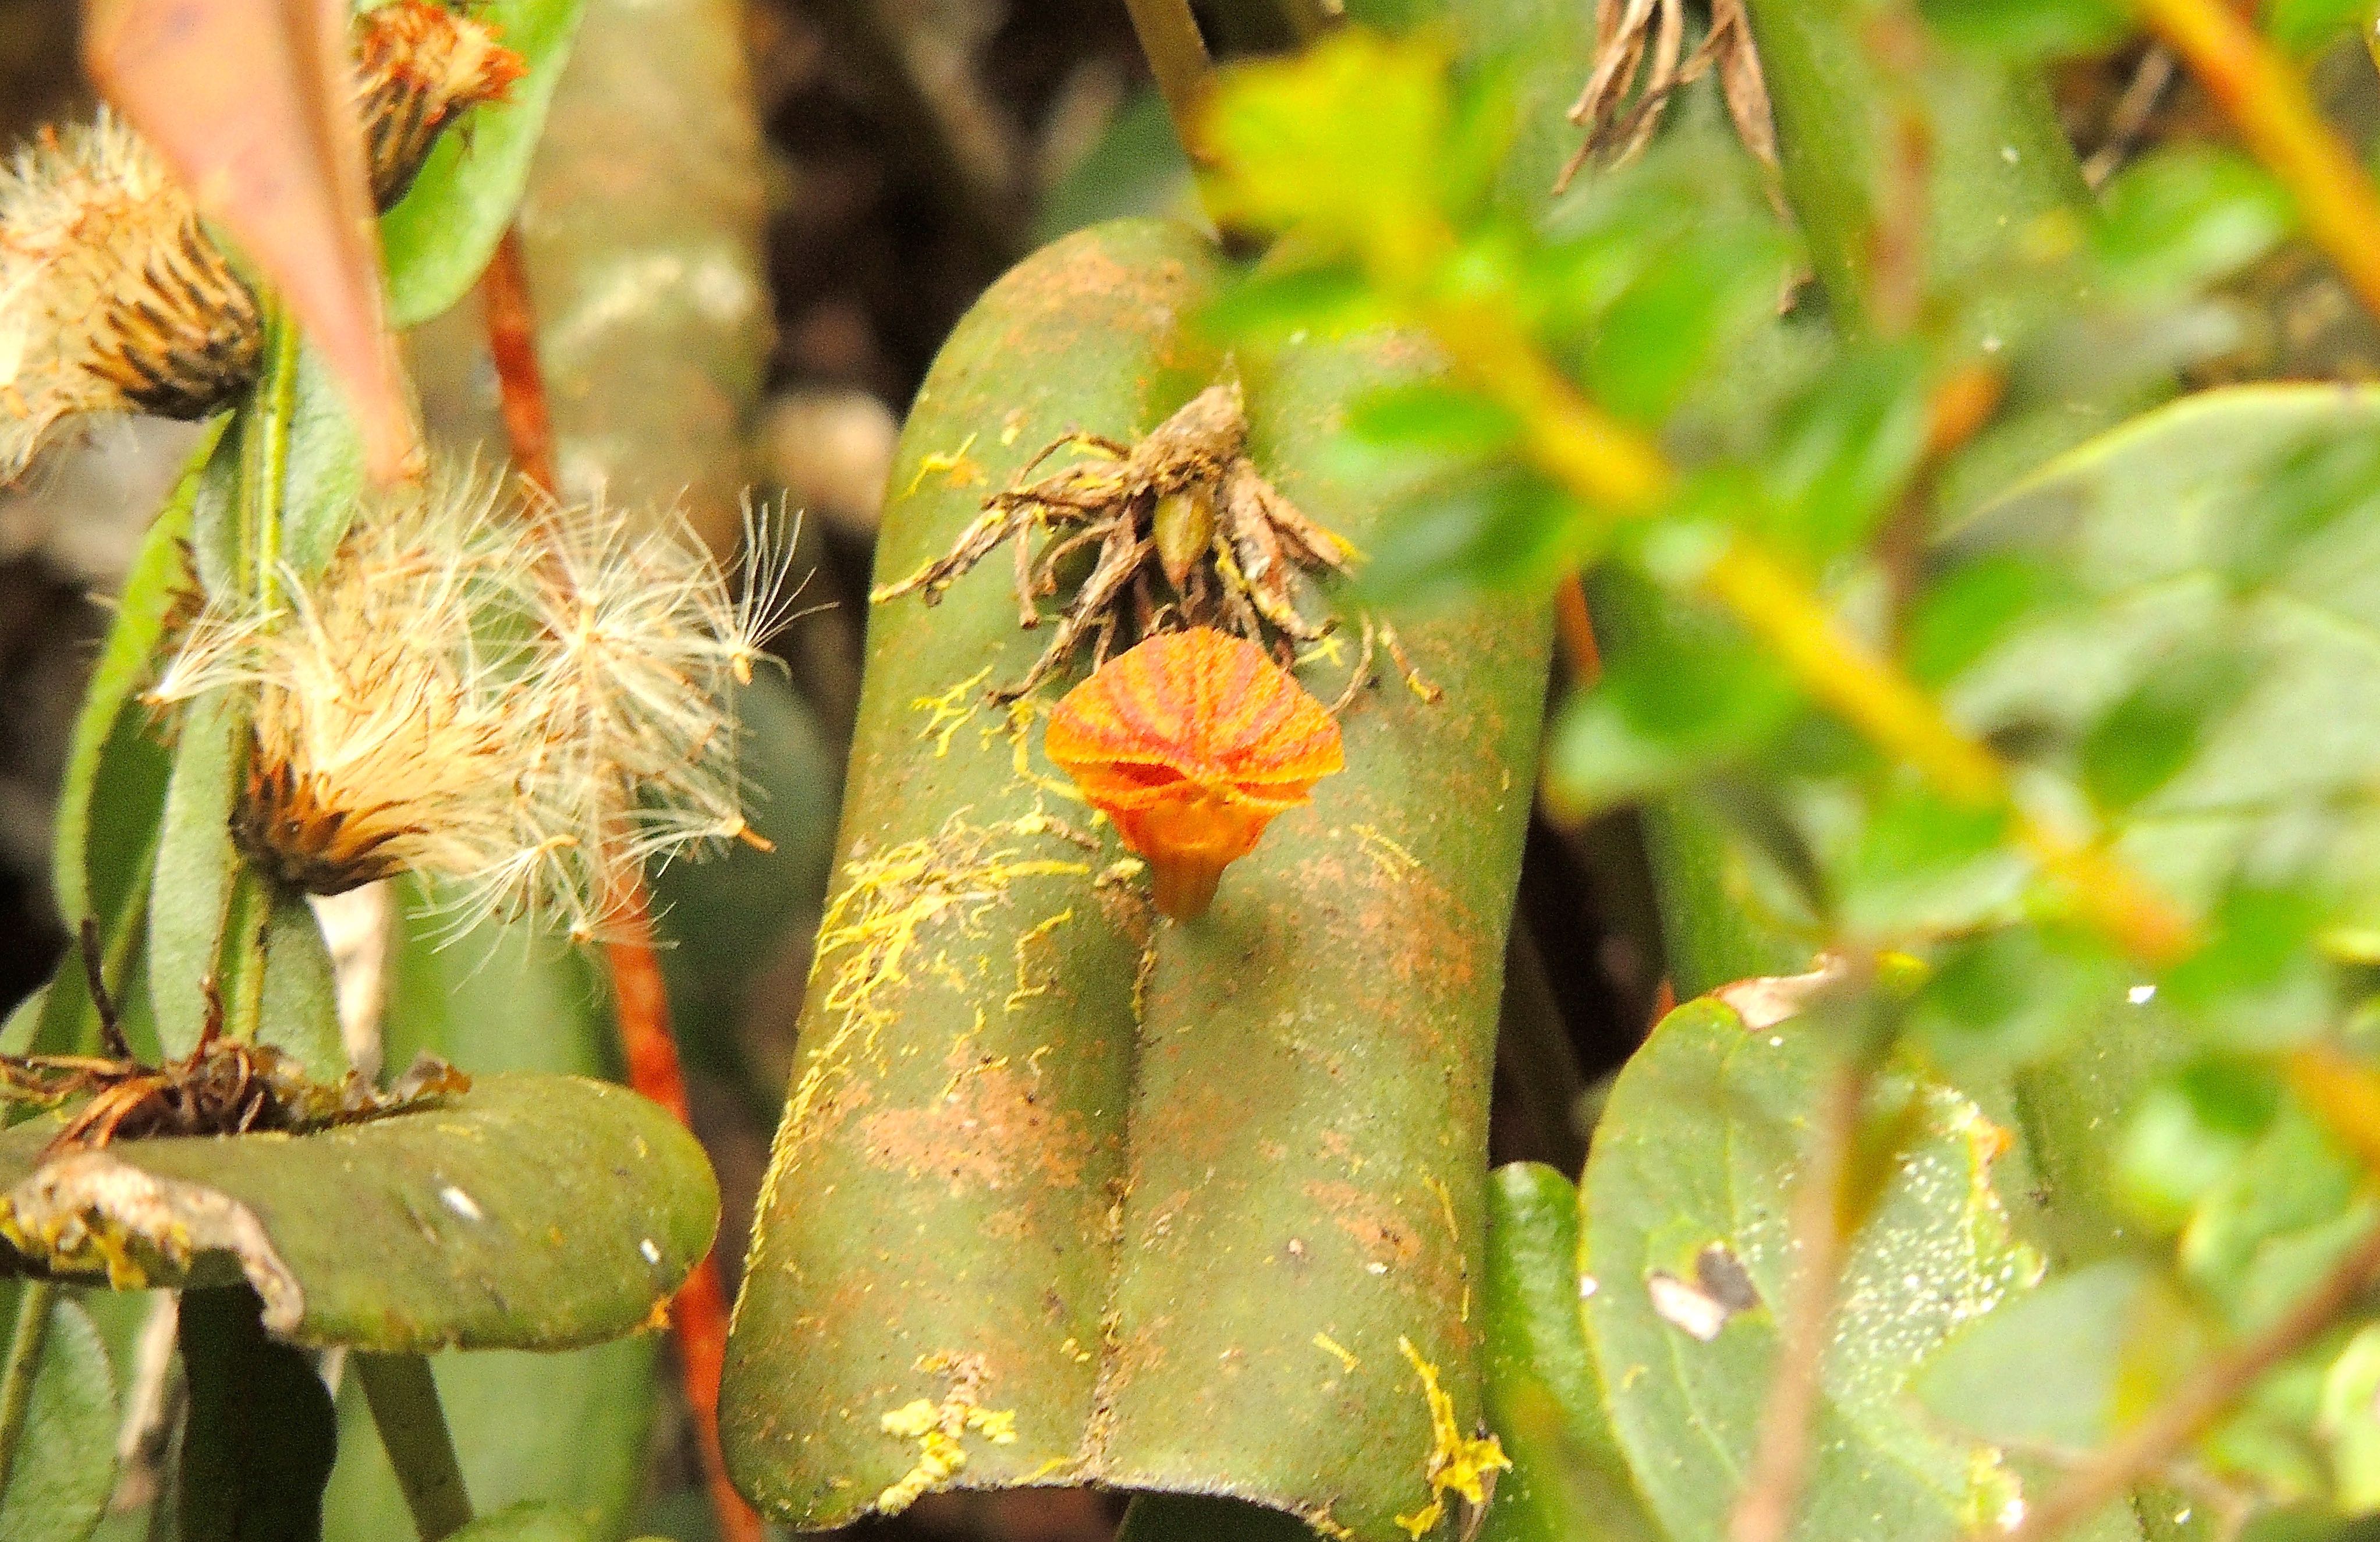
[0,925,469,1153]
[0,1,523,477]
[876,381,1433,705]
[1559,0,1778,193]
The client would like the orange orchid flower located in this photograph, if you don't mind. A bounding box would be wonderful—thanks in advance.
[1045,627,1345,920]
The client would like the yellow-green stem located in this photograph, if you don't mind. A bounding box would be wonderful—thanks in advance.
[1409,283,2196,963]
[240,310,303,612]
[2140,0,2380,327]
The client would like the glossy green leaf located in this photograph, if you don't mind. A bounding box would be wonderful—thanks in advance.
[179,1285,337,1542]
[382,0,590,328]
[1478,1164,1662,1542]
[0,1284,118,1542]
[725,218,1552,1540]
[1579,995,2119,1542]
[1916,1259,2156,1451]
[0,1073,715,1353]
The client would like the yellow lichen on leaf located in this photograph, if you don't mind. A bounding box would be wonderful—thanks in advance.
[875,1353,1019,1515]
[913,666,994,757]
[1313,1331,1359,1372]
[901,431,983,497]
[756,811,1092,1203]
[1392,1335,1510,1540]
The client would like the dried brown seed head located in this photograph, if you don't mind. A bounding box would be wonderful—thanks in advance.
[354,0,529,208]
[0,113,260,477]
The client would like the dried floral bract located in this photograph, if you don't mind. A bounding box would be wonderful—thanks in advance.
[877,382,1425,703]
[148,470,800,941]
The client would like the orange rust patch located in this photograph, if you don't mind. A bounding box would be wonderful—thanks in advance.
[860,1060,1091,1194]
[1303,1179,1421,1267]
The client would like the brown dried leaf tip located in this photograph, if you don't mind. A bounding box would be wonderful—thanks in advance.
[1559,0,1779,193]
[0,929,467,1154]
[0,1,522,477]
[874,381,1436,706]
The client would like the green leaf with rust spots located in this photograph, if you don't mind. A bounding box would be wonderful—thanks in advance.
[381,0,590,328]
[1578,995,2143,1542]
[0,1284,118,1542]
[0,1073,714,1354]
[723,215,1208,1527]
[724,218,1552,1540]
[1091,331,1549,1539]
[1478,1164,1663,1542]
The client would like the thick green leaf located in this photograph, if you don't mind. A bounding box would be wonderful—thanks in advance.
[0,1284,118,1542]
[0,1073,715,1352]
[146,690,244,1059]
[1579,995,2139,1542]
[326,908,658,1539]
[725,218,1552,1540]
[1478,1164,1663,1542]
[179,1285,337,1542]
[723,217,1212,1528]
[382,0,590,328]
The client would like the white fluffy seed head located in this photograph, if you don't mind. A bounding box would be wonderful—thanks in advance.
[147,468,800,944]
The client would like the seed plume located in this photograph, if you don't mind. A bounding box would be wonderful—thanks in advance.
[148,471,798,941]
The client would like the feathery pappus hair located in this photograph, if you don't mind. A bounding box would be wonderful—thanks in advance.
[0,2,523,480]
[146,469,803,943]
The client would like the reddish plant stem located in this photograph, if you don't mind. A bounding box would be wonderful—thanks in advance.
[482,229,558,492]
[1553,572,1603,685]
[478,223,764,1542]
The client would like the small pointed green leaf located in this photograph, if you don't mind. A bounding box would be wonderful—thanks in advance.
[147,690,245,1059]
[0,1074,715,1353]
[52,421,222,930]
